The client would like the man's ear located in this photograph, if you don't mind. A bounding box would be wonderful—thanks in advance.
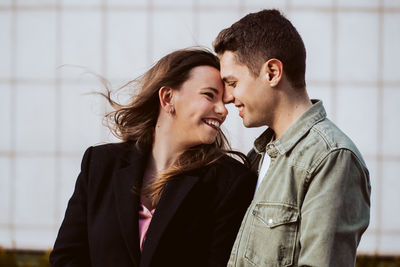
[262,58,283,88]
[159,86,175,114]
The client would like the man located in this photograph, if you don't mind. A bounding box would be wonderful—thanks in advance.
[213,9,371,266]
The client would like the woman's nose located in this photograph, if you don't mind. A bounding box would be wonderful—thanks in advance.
[215,101,228,119]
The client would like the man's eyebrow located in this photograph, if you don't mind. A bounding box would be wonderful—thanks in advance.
[222,76,236,82]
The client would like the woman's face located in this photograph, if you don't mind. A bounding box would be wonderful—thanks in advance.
[171,65,228,148]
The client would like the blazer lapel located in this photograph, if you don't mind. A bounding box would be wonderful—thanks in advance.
[113,146,149,267]
[140,173,200,267]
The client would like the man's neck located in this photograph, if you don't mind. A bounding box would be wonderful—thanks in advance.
[270,91,312,139]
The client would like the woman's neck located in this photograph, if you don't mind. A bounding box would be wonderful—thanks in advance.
[150,120,186,174]
[141,122,184,208]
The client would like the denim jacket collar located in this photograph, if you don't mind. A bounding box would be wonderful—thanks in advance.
[254,99,326,157]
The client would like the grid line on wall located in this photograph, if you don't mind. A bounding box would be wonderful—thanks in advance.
[2,79,400,87]
[101,0,108,78]
[8,0,17,249]
[331,0,338,123]
[193,0,199,42]
[6,150,400,160]
[4,220,400,235]
[375,0,384,254]
[146,0,154,65]
[99,0,108,143]
[2,4,400,13]
[53,0,62,232]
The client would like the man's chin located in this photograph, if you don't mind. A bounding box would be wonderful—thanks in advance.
[242,118,254,128]
[242,118,264,128]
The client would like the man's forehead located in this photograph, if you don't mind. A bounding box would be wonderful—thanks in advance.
[220,52,252,79]
[219,52,239,77]
[220,51,239,65]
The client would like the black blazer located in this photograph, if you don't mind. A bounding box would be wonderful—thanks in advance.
[50,142,257,267]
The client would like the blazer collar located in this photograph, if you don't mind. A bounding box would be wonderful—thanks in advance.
[112,144,148,267]
[112,143,202,267]
[140,172,199,267]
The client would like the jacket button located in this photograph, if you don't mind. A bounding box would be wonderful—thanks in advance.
[268,218,274,225]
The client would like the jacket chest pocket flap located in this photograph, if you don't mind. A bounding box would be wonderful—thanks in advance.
[252,203,299,228]
[244,203,299,266]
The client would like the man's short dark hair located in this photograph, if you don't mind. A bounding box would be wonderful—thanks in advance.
[213,9,306,89]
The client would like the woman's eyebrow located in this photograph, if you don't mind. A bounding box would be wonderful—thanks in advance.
[201,87,219,94]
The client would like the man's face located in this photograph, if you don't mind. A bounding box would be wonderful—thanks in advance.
[220,51,275,128]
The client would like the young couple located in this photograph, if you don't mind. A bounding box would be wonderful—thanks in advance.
[50,9,371,267]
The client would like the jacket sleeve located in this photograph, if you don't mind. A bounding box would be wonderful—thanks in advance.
[49,147,93,267]
[207,168,257,267]
[298,149,371,267]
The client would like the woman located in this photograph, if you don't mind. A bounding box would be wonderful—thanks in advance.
[50,48,257,267]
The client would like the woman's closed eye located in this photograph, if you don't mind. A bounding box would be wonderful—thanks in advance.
[203,92,215,99]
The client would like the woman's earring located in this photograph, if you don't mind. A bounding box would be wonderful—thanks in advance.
[168,105,175,115]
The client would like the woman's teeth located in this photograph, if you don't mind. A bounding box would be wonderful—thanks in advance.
[203,119,220,128]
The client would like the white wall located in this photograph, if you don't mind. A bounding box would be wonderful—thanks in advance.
[0,0,399,255]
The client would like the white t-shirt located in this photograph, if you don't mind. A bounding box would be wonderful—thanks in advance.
[255,152,271,193]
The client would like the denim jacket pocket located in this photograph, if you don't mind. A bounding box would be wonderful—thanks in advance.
[244,202,299,267]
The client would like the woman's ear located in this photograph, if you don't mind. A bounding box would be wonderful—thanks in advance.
[262,58,283,88]
[159,86,175,114]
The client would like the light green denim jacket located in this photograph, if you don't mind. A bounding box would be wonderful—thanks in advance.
[228,100,371,267]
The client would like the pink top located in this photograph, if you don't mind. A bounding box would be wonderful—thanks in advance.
[138,204,155,251]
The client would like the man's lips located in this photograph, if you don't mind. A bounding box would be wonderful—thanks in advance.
[236,105,244,117]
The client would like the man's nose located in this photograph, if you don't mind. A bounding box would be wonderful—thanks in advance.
[223,87,234,104]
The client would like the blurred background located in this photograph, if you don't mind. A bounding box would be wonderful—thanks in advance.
[1,0,400,264]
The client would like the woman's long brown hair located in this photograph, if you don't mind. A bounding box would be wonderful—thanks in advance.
[101,47,249,207]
